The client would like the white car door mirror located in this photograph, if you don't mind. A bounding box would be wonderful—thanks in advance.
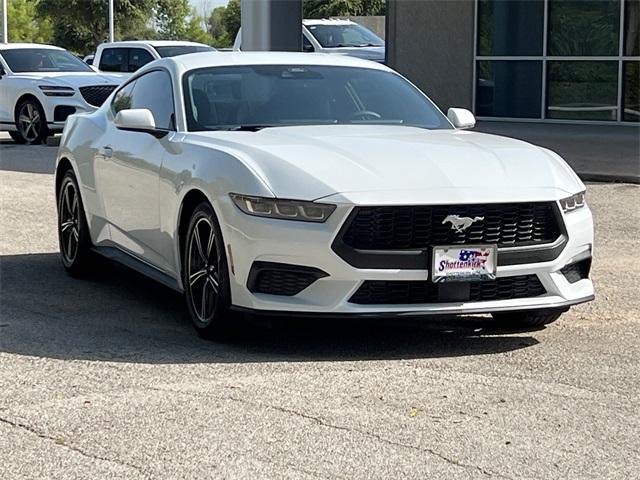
[447,108,476,129]
[114,109,166,137]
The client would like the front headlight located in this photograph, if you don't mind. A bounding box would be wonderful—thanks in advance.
[230,194,336,223]
[38,85,75,97]
[559,191,586,213]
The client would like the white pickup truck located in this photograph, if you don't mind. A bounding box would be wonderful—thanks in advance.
[93,40,215,75]
[234,19,385,63]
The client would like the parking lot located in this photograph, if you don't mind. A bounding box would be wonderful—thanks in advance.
[0,134,639,479]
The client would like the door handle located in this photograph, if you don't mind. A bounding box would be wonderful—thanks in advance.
[101,146,113,159]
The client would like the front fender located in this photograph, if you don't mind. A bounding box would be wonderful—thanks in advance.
[158,139,275,286]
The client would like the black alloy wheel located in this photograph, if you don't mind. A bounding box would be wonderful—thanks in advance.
[57,170,94,275]
[15,98,48,144]
[183,202,234,338]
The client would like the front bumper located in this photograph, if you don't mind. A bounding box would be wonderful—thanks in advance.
[220,196,594,315]
[44,95,97,131]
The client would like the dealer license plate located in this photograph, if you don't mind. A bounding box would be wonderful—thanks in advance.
[432,245,497,283]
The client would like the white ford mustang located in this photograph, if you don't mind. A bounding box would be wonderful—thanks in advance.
[56,52,594,338]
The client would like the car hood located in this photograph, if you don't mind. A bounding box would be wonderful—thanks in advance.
[189,125,584,204]
[15,71,124,87]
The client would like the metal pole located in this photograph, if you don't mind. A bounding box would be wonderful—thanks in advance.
[108,0,114,42]
[241,0,302,51]
[2,0,8,43]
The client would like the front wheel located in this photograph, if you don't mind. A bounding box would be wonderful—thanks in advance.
[491,309,566,328]
[15,98,48,144]
[183,202,235,339]
[57,170,95,276]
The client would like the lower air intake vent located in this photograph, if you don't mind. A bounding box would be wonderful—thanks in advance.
[247,262,329,296]
[349,275,546,305]
[560,258,591,283]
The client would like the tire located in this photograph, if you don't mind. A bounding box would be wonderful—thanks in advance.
[182,202,235,339]
[491,309,566,328]
[57,170,95,276]
[15,98,49,145]
[8,131,26,144]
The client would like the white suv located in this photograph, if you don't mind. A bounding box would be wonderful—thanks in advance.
[234,19,385,63]
[93,40,215,75]
[0,43,123,144]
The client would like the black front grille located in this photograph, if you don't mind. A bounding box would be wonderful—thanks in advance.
[80,85,117,107]
[247,262,328,296]
[341,202,562,250]
[349,275,546,305]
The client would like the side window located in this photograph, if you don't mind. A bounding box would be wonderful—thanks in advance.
[111,81,136,114]
[99,48,126,72]
[130,70,175,130]
[127,48,154,73]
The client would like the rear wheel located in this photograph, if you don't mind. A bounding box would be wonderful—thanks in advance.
[57,170,95,276]
[183,202,235,339]
[15,98,48,144]
[491,309,565,328]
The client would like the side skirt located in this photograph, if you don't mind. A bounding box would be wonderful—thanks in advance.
[92,245,183,293]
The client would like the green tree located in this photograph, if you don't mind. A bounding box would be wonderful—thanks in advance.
[207,4,232,47]
[38,0,155,54]
[155,0,211,43]
[5,0,53,43]
[303,0,385,18]
[221,0,240,43]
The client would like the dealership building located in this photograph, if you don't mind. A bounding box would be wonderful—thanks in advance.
[386,0,639,180]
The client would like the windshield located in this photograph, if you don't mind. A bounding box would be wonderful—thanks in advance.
[306,24,384,48]
[154,45,215,58]
[183,65,451,131]
[0,48,93,73]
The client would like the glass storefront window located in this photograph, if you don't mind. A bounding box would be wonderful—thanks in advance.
[547,61,619,121]
[476,61,542,118]
[623,62,640,122]
[548,0,620,56]
[477,0,544,56]
[624,0,640,56]
[475,0,638,123]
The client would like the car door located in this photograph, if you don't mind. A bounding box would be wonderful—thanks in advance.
[97,69,177,273]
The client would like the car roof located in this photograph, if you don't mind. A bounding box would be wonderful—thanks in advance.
[170,51,390,72]
[98,40,212,48]
[303,19,357,26]
[0,43,64,51]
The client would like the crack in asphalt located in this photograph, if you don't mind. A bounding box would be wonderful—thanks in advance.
[149,385,512,479]
[233,397,513,479]
[0,415,150,478]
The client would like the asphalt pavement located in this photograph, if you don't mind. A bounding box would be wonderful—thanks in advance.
[1,134,639,479]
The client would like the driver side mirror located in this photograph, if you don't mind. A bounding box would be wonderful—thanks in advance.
[303,44,314,53]
[447,108,476,129]
[0,66,5,78]
[114,109,167,137]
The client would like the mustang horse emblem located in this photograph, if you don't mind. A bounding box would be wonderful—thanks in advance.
[442,215,484,233]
